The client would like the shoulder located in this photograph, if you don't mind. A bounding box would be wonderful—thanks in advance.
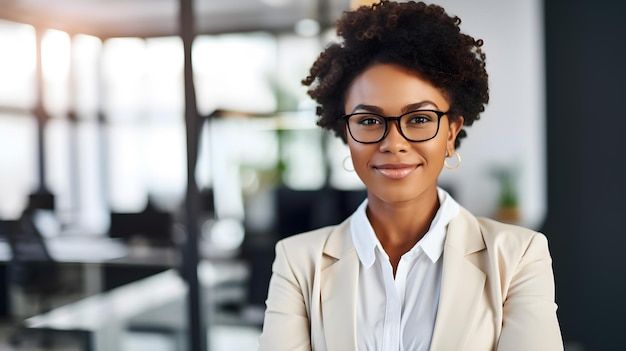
[477,215,546,245]
[275,218,352,263]
[453,207,552,263]
[449,208,555,297]
[278,223,338,253]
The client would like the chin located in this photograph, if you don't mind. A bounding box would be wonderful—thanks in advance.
[367,182,436,206]
[369,189,419,205]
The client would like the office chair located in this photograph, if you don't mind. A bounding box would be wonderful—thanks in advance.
[1,212,64,348]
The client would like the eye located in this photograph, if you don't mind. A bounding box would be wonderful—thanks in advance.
[405,111,435,124]
[354,114,384,126]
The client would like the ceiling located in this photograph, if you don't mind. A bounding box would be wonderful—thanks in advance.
[0,0,351,38]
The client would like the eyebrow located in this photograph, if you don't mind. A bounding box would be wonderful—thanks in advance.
[349,101,441,114]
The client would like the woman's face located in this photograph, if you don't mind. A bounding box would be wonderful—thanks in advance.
[344,63,464,205]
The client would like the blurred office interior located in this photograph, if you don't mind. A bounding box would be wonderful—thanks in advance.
[0,0,624,350]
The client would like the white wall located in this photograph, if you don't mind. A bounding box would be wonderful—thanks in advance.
[432,0,546,229]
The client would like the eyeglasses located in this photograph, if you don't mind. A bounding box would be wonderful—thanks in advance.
[342,109,448,144]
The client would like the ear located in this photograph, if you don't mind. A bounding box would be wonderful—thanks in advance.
[446,116,464,154]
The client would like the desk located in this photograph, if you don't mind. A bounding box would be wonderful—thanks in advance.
[0,235,179,319]
[0,235,179,264]
[22,260,250,351]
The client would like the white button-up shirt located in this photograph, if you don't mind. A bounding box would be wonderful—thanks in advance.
[350,187,460,351]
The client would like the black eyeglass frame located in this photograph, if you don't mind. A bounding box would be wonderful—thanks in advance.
[342,109,449,144]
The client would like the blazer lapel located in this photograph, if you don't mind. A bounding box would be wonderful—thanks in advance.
[320,220,360,351]
[430,208,487,351]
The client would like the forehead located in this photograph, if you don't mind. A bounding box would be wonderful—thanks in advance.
[344,63,449,113]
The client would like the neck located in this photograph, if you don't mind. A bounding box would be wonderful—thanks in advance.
[366,188,440,273]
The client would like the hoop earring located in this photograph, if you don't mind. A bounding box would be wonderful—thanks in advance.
[343,156,355,172]
[444,151,462,170]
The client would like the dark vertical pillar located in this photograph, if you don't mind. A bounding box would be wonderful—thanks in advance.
[35,29,48,192]
[179,0,207,350]
[28,27,54,211]
[34,28,47,192]
[543,1,626,350]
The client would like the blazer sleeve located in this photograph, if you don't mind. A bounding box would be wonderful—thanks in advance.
[257,240,312,351]
[497,233,564,351]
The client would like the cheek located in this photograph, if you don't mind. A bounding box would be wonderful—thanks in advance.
[437,127,455,151]
[415,138,447,165]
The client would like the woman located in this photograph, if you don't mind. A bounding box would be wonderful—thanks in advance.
[258,1,563,350]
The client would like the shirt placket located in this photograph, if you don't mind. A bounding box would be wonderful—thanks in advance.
[379,249,404,351]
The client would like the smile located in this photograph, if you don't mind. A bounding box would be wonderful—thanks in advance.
[374,164,418,180]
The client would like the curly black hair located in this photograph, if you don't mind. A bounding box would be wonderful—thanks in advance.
[302,0,489,148]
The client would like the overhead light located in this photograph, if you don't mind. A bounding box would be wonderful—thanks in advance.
[294,18,320,37]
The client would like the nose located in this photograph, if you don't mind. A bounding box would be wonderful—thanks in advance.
[379,120,409,153]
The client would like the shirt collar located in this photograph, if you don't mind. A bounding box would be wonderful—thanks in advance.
[350,187,460,268]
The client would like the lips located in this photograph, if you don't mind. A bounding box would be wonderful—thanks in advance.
[374,163,418,180]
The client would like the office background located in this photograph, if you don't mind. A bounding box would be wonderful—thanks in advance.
[0,0,624,350]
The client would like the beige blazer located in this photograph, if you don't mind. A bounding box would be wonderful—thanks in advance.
[258,207,563,351]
